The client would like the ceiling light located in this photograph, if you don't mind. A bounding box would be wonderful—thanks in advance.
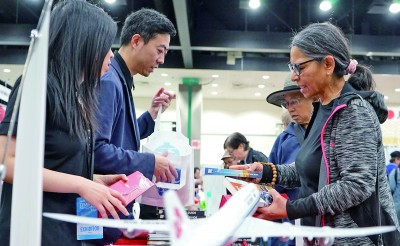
[319,0,332,11]
[211,83,218,87]
[212,74,219,78]
[164,82,171,86]
[390,2,400,13]
[3,69,11,73]
[211,91,218,95]
[395,88,400,92]
[254,92,261,96]
[384,96,389,100]
[249,0,260,9]
[161,73,168,77]
[262,75,270,79]
[258,84,265,89]
[105,0,116,3]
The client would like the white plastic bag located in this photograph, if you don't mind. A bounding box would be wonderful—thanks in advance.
[139,103,194,206]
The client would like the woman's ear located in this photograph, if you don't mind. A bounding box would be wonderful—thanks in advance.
[323,55,335,75]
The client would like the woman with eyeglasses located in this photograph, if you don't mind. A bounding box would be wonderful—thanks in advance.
[231,22,400,245]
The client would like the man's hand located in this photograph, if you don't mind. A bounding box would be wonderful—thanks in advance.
[154,152,178,182]
[149,88,176,119]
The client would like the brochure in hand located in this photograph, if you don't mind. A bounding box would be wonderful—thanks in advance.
[203,167,262,178]
[109,171,154,205]
[97,171,155,217]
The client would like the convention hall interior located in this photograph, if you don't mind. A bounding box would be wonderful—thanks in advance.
[0,0,399,166]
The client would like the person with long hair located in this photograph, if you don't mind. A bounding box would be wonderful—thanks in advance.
[231,22,400,245]
[0,1,129,245]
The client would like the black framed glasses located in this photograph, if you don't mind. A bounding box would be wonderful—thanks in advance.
[288,59,315,76]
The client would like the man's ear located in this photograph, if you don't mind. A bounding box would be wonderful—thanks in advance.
[130,34,142,48]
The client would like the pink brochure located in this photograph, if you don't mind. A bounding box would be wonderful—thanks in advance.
[109,171,154,205]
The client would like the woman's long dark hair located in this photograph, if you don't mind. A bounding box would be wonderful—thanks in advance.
[47,0,117,141]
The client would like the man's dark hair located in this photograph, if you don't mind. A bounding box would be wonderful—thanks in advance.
[120,8,176,46]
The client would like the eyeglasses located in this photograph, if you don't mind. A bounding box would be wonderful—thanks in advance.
[281,98,301,109]
[288,59,315,76]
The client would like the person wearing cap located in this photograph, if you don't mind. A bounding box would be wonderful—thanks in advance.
[266,74,314,174]
[265,75,314,246]
[386,151,400,176]
[231,22,400,245]
[221,150,237,169]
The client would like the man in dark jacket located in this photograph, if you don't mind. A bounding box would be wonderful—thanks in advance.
[92,9,177,244]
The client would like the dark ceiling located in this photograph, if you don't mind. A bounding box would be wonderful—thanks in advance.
[1,0,400,73]
[2,0,400,35]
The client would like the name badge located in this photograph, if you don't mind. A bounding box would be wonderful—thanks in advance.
[76,197,103,240]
